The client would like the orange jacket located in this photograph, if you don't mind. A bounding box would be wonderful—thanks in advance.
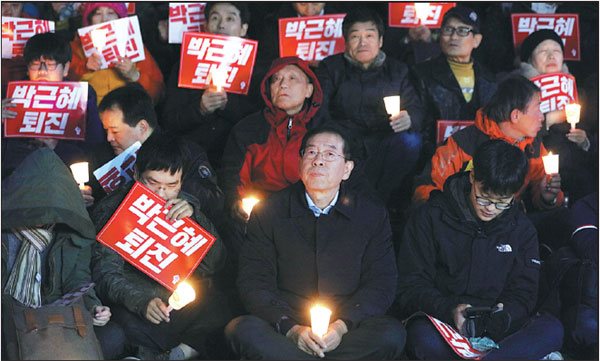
[413,109,564,211]
[68,37,165,105]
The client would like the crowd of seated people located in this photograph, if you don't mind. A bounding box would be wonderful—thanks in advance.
[1,2,598,360]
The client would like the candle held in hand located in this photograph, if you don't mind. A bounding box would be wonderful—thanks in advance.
[167,281,196,312]
[542,152,559,174]
[310,304,332,338]
[70,162,89,189]
[383,95,401,117]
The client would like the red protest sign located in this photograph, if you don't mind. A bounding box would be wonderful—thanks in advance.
[168,3,206,44]
[436,120,474,144]
[389,3,456,28]
[426,315,487,359]
[96,182,216,291]
[511,14,580,61]
[4,81,88,141]
[93,141,141,194]
[178,32,257,94]
[2,17,55,59]
[529,72,578,113]
[278,14,346,61]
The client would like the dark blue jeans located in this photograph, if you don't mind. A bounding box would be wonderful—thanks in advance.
[405,313,564,360]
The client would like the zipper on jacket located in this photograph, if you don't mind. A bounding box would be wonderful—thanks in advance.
[287,118,293,140]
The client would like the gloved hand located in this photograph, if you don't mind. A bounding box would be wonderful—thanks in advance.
[484,309,511,342]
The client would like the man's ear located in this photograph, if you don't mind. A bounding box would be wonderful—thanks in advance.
[342,160,354,181]
[137,119,153,138]
[510,108,521,124]
[62,61,70,78]
[240,23,249,37]
[473,34,483,49]
[469,170,475,185]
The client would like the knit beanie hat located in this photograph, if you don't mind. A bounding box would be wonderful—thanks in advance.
[82,3,127,26]
[520,29,564,62]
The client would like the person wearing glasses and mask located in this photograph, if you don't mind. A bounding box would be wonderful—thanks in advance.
[225,126,405,360]
[397,139,564,360]
[413,6,498,163]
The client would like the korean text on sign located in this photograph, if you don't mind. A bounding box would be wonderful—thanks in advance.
[436,120,475,144]
[178,32,258,95]
[4,81,88,141]
[278,14,346,62]
[425,314,488,359]
[530,72,578,114]
[511,14,580,60]
[2,17,55,59]
[93,141,141,194]
[77,16,145,70]
[96,182,216,291]
[388,3,456,28]
[168,2,206,44]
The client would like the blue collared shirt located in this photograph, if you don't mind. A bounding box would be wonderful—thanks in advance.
[305,191,339,217]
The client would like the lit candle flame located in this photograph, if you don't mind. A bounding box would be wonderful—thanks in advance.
[167,281,196,312]
[310,304,332,338]
[565,103,581,130]
[383,95,401,117]
[211,68,227,92]
[241,197,260,216]
[542,152,559,175]
[70,162,89,189]
[414,3,430,23]
[90,28,108,51]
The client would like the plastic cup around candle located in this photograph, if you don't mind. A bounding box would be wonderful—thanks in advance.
[383,96,401,117]
[167,282,196,312]
[70,162,89,188]
[241,197,260,216]
[542,152,559,174]
[565,103,581,130]
[310,305,332,338]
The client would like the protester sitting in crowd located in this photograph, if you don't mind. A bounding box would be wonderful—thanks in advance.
[85,85,222,220]
[226,126,405,360]
[413,75,563,210]
[316,7,424,204]
[162,2,261,169]
[2,32,104,179]
[397,139,564,359]
[1,148,122,360]
[414,6,497,162]
[91,135,229,360]
[218,56,323,255]
[518,29,596,204]
[68,2,165,105]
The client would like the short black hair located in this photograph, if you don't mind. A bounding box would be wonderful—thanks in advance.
[204,2,250,26]
[342,7,384,40]
[98,85,158,129]
[300,126,354,161]
[135,133,190,179]
[24,32,72,65]
[472,139,528,197]
[482,75,540,123]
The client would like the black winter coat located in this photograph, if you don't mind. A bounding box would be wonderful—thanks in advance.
[238,181,397,329]
[414,54,497,152]
[397,172,541,329]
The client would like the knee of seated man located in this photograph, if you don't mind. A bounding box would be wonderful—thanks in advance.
[225,315,265,342]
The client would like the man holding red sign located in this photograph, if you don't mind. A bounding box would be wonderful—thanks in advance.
[91,136,229,360]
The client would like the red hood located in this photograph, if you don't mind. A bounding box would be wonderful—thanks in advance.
[260,56,322,128]
[474,109,535,152]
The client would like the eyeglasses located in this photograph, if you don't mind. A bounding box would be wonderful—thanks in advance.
[300,147,345,162]
[441,26,475,37]
[475,195,513,210]
[28,61,59,71]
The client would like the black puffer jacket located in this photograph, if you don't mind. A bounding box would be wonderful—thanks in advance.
[414,54,497,151]
[397,172,541,330]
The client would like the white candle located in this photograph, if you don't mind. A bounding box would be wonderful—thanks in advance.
[310,304,331,338]
[167,282,196,312]
[383,95,401,117]
[542,152,559,174]
[70,162,89,189]
[241,197,260,216]
[565,103,581,130]
[414,3,430,23]
[90,28,108,51]
[211,68,226,92]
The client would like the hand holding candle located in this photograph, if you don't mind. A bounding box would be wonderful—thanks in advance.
[70,162,89,189]
[241,197,260,217]
[542,152,559,175]
[167,281,196,312]
[565,103,581,130]
[414,3,430,23]
[310,304,332,338]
